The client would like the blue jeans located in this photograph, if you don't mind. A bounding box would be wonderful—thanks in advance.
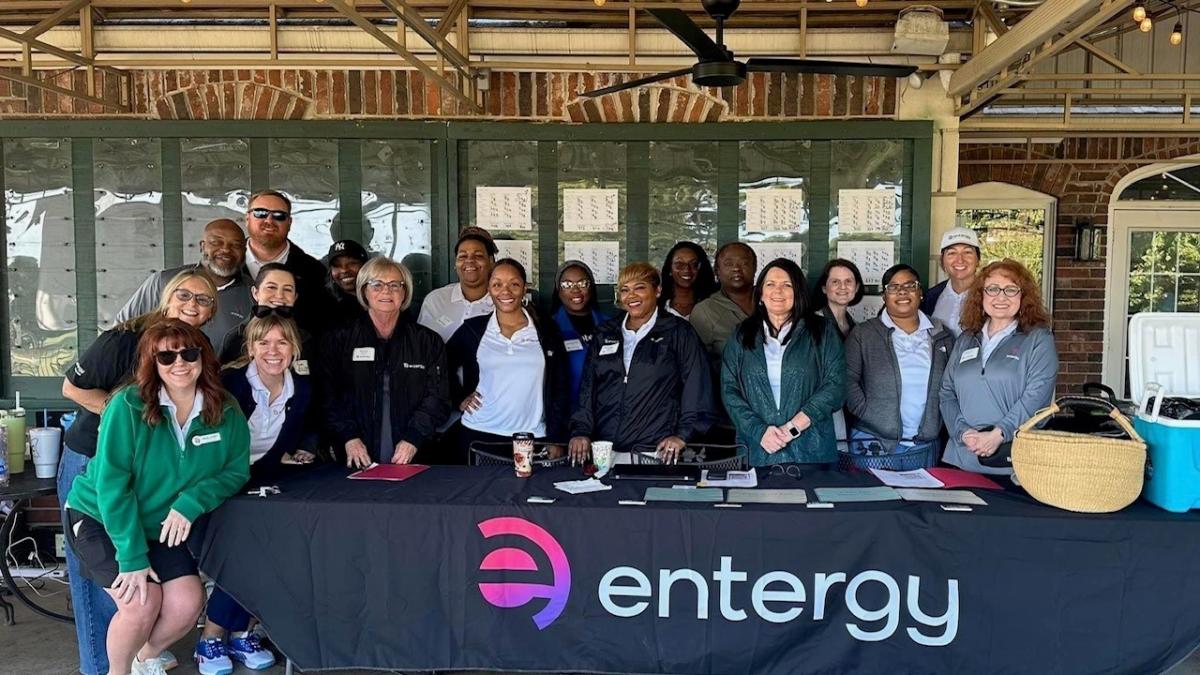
[58,446,117,675]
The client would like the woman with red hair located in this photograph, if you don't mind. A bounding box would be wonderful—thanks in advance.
[939,259,1058,475]
[62,319,250,675]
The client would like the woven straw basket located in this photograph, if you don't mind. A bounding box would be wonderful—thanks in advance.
[1012,397,1147,513]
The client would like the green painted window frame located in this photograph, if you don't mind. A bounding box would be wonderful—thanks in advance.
[0,119,932,408]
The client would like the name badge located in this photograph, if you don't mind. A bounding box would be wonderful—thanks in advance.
[437,315,453,328]
[353,347,376,362]
[960,347,979,364]
[564,338,584,352]
[192,432,221,446]
[292,359,310,375]
[599,342,620,356]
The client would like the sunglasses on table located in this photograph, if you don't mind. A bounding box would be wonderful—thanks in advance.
[251,304,294,319]
[155,348,201,366]
[172,288,215,307]
[767,464,803,480]
[249,208,291,222]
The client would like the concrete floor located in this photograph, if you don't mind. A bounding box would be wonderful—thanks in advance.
[3,596,1199,675]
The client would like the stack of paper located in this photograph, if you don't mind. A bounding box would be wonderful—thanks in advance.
[699,470,758,488]
[553,479,612,495]
[813,486,902,503]
[644,487,724,503]
[896,489,988,506]
[868,468,945,489]
[727,489,808,505]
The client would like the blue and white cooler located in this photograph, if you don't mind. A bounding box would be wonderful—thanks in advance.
[1128,312,1200,512]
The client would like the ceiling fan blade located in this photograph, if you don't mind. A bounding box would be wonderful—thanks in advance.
[746,58,918,78]
[580,68,693,98]
[645,8,727,62]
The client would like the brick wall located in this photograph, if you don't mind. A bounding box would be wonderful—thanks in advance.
[960,137,1200,390]
[0,67,898,121]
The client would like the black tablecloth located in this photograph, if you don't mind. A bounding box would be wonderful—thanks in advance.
[198,464,1200,674]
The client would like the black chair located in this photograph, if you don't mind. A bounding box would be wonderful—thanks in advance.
[469,441,570,468]
[631,443,748,471]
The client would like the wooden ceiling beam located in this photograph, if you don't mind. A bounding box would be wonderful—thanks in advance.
[1074,37,1138,75]
[377,0,470,74]
[22,0,91,40]
[435,0,468,37]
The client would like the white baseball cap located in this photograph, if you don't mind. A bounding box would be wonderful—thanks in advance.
[940,227,981,251]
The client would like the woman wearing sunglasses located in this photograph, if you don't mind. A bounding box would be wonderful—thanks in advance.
[217,263,317,368]
[448,259,570,463]
[190,314,316,673]
[63,319,249,675]
[552,260,610,407]
[720,259,845,467]
[940,259,1058,475]
[843,264,955,467]
[321,256,451,467]
[59,269,218,675]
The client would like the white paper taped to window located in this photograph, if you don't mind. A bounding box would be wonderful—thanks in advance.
[563,241,620,285]
[563,188,619,233]
[494,239,534,277]
[476,186,532,231]
[837,240,894,285]
[747,242,805,269]
[745,189,805,233]
[838,188,895,235]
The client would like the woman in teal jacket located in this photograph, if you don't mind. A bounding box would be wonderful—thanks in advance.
[721,258,846,466]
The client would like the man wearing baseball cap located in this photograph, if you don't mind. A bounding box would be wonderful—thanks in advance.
[920,227,981,337]
[325,238,370,323]
[418,226,497,342]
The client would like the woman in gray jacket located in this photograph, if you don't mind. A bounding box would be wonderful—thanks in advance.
[844,264,955,466]
[939,259,1058,475]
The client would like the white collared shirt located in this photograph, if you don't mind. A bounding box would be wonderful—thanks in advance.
[981,319,1019,365]
[245,241,291,278]
[932,284,967,337]
[881,310,934,441]
[418,282,496,342]
[157,387,205,451]
[621,309,658,373]
[763,322,792,408]
[463,310,546,437]
[664,300,689,321]
[246,361,295,464]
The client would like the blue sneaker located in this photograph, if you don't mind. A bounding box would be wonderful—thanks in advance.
[193,638,233,675]
[228,631,276,670]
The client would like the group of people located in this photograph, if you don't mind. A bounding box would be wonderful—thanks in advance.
[56,188,1060,675]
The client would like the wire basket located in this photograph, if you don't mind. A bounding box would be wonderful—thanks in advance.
[469,441,569,468]
[838,442,937,472]
[631,444,747,471]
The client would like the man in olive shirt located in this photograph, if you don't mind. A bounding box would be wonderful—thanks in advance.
[691,242,757,367]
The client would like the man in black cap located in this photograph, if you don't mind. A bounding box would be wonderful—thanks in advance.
[324,238,370,323]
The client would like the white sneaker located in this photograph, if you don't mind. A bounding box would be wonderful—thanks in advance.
[130,655,169,675]
[144,649,178,671]
[193,637,234,675]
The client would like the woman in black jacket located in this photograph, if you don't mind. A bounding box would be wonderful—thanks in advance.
[568,262,715,465]
[447,259,570,462]
[321,256,451,467]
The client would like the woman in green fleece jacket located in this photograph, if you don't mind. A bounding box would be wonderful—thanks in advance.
[64,319,250,675]
[721,259,846,466]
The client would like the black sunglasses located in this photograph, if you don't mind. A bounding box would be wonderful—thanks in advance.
[251,304,294,319]
[250,208,290,222]
[155,348,201,366]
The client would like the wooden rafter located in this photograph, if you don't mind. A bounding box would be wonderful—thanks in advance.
[975,0,1007,37]
[22,0,91,40]
[322,0,480,112]
[1074,38,1139,75]
[377,0,470,76]
[435,0,469,38]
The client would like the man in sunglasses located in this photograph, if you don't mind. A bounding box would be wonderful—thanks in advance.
[115,218,254,346]
[323,238,370,324]
[244,189,332,335]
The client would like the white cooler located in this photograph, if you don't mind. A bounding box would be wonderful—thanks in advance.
[1127,312,1200,512]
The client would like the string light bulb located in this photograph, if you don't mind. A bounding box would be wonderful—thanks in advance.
[1172,21,1184,45]
[1140,16,1153,32]
[1133,1,1147,22]
[594,0,606,5]
[855,0,868,6]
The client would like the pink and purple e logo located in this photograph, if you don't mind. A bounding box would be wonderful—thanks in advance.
[476,516,571,630]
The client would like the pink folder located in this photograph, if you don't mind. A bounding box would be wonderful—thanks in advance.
[348,464,430,481]
[926,468,1003,491]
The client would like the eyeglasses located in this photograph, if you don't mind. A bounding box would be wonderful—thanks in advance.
[983,285,1021,298]
[172,288,215,308]
[366,280,405,293]
[155,348,201,366]
[884,281,920,296]
[249,208,290,222]
[768,464,803,480]
[559,280,591,291]
[251,304,294,319]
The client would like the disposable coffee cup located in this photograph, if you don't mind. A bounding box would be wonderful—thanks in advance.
[592,441,614,477]
[512,433,534,478]
[30,426,62,479]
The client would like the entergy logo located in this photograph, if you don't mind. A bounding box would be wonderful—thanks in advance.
[476,516,571,630]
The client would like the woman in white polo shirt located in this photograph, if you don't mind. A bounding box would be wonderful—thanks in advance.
[447,259,571,460]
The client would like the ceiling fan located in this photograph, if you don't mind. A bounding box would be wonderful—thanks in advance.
[581,0,918,98]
